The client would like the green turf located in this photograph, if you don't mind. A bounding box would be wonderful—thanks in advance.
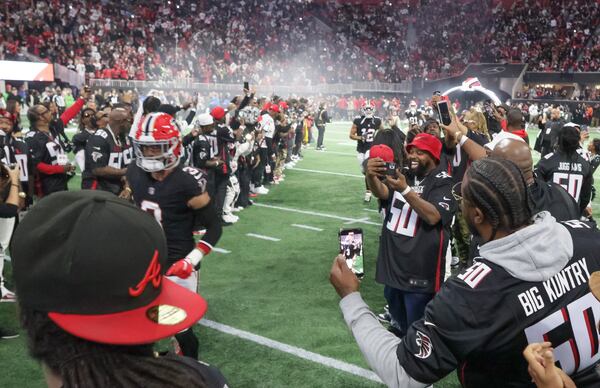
[1,122,598,387]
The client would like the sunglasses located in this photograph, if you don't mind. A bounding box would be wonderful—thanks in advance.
[451,181,463,202]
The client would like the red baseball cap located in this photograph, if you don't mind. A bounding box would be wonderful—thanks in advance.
[210,106,226,120]
[369,144,394,162]
[12,191,207,345]
[262,102,272,111]
[406,133,442,162]
[0,109,14,124]
[269,104,280,113]
[279,101,288,111]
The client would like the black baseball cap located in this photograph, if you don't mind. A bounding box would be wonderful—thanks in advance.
[12,190,207,345]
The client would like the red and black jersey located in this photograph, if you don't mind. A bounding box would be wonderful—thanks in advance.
[397,220,600,388]
[535,151,593,212]
[353,116,381,153]
[376,167,455,293]
[26,130,69,195]
[82,127,133,194]
[127,163,208,264]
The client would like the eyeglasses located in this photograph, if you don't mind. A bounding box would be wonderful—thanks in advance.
[451,181,463,202]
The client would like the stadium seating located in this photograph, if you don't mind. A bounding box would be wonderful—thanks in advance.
[0,0,598,83]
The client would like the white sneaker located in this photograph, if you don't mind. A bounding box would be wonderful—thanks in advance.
[285,163,295,169]
[364,191,372,202]
[255,186,269,195]
[222,214,239,224]
[232,207,244,212]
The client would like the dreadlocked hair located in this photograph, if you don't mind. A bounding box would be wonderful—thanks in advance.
[463,157,533,240]
[558,125,581,158]
[20,307,209,388]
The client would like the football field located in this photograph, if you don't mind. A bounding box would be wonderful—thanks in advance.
[0,122,599,387]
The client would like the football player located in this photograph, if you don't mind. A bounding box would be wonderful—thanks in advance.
[405,100,424,127]
[332,157,600,388]
[82,107,133,195]
[126,112,222,359]
[535,123,592,216]
[350,102,383,202]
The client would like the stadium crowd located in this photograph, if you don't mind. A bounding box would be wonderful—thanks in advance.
[0,76,598,387]
[1,0,600,386]
[1,0,599,83]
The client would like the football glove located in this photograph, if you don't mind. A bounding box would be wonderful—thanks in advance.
[166,249,204,279]
[166,258,194,279]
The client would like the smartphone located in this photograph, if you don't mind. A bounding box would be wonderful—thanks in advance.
[243,81,249,91]
[379,162,397,181]
[436,100,452,126]
[339,228,364,278]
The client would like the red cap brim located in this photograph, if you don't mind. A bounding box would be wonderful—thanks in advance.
[48,278,207,345]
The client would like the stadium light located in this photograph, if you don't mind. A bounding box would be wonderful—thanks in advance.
[441,77,501,104]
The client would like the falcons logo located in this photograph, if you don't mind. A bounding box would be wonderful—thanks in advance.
[414,331,433,359]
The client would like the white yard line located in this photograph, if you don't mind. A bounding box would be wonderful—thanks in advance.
[362,208,379,213]
[291,224,324,232]
[305,150,356,157]
[199,319,383,384]
[246,233,281,242]
[252,203,380,226]
[212,247,231,254]
[291,168,363,178]
[344,217,370,225]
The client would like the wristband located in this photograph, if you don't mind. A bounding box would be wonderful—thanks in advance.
[400,186,412,196]
[459,134,468,146]
[185,249,204,269]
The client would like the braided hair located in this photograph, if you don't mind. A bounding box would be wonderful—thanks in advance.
[20,308,209,388]
[463,157,533,240]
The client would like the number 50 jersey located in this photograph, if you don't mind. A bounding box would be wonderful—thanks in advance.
[396,219,600,388]
[376,167,455,294]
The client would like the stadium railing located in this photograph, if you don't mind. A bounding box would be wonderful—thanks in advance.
[88,79,412,95]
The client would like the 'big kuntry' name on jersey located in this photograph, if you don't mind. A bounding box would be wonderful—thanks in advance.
[518,258,591,316]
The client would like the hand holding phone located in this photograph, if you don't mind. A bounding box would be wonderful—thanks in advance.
[436,100,452,126]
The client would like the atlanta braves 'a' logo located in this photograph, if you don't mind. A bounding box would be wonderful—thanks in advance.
[414,331,433,359]
[129,249,161,297]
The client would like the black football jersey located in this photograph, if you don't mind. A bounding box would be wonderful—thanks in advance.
[535,151,593,210]
[191,133,218,171]
[27,130,69,195]
[72,129,94,154]
[405,109,424,126]
[353,116,381,153]
[82,127,133,194]
[448,130,488,183]
[376,167,455,293]
[397,220,600,388]
[0,133,30,185]
[127,163,208,263]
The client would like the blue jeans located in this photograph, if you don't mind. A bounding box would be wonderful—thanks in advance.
[384,286,434,335]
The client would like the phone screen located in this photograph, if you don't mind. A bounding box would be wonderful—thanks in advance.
[339,228,364,278]
[437,101,452,126]
[243,81,249,90]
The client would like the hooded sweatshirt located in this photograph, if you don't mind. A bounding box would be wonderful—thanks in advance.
[479,211,573,282]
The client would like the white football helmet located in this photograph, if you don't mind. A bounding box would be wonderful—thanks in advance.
[133,112,183,172]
